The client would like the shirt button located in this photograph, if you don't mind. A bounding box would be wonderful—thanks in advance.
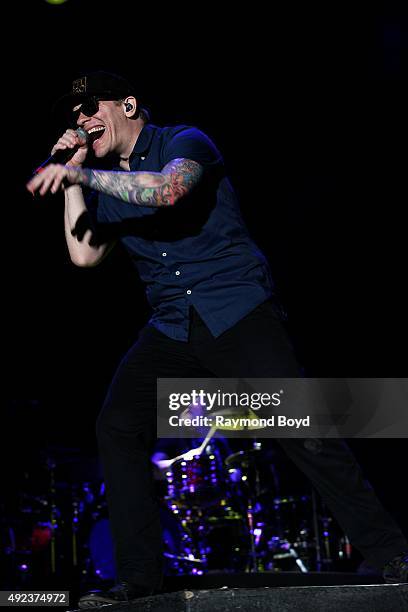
[186,290,192,295]
[175,270,181,276]
[162,252,167,257]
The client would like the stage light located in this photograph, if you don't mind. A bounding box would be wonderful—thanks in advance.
[45,0,68,4]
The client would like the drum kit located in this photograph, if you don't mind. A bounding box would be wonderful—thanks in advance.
[1,439,353,589]
[158,440,352,576]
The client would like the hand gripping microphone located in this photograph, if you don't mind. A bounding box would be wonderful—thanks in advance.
[33,128,89,175]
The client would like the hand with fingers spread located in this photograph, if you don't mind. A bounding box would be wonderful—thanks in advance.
[26,163,83,196]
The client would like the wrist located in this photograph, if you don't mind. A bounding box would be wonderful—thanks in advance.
[65,184,83,195]
[76,167,92,186]
[64,165,88,186]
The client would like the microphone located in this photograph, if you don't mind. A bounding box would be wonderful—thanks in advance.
[33,128,89,175]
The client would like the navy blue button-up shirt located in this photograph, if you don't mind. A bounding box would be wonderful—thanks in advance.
[93,123,275,341]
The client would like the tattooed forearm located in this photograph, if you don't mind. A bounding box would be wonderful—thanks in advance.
[77,158,204,207]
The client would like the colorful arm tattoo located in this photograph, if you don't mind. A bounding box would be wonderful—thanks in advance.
[76,158,204,207]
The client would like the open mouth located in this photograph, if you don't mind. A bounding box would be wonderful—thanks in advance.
[87,126,106,144]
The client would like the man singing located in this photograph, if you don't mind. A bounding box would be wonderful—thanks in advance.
[27,71,407,607]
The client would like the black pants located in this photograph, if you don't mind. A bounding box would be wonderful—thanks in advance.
[96,301,407,587]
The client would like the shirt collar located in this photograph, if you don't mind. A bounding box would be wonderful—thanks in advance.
[131,123,156,157]
[112,123,156,170]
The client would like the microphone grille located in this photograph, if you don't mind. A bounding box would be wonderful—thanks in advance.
[76,127,89,143]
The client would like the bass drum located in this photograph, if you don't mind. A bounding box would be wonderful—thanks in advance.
[87,518,116,580]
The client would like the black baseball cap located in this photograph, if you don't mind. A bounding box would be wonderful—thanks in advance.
[53,70,146,121]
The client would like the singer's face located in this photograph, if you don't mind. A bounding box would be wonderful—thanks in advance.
[74,100,127,158]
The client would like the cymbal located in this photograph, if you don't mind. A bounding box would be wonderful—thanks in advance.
[225,447,264,466]
[209,407,267,431]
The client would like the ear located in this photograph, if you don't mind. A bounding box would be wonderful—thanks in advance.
[123,96,138,118]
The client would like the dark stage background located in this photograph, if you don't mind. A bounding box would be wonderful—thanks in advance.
[3,1,407,548]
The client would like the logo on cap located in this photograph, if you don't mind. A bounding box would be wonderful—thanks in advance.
[72,77,87,95]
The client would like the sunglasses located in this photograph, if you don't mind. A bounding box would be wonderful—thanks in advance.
[71,96,115,124]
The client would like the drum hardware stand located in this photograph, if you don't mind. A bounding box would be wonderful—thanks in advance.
[321,516,333,565]
[71,490,80,568]
[45,457,58,575]
[311,487,322,571]
[245,441,263,572]
[245,498,258,572]
[311,488,336,570]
